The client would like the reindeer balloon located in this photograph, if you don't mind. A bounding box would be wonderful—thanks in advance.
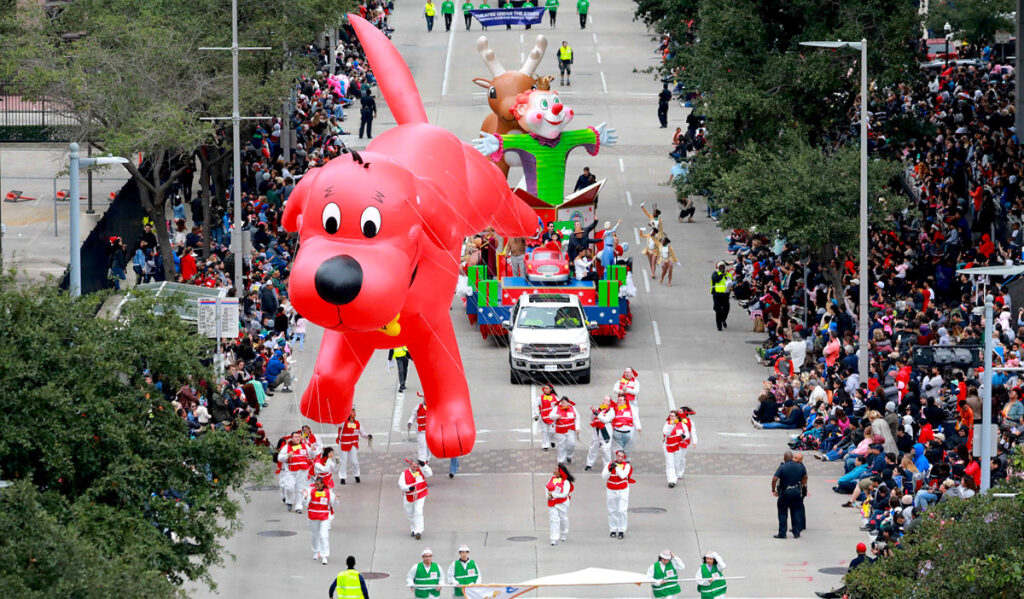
[473,35,552,176]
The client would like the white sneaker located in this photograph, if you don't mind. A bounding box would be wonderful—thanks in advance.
[294,508,302,514]
[560,535,566,542]
[322,556,329,565]
[314,552,319,561]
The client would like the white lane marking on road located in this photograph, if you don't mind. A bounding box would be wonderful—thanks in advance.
[441,25,457,95]
[600,71,608,94]
[625,92,659,96]
[592,33,598,43]
[521,33,524,43]
[596,52,602,64]
[652,320,661,345]
[718,432,753,437]
[626,190,633,206]
[633,227,640,245]
[642,268,651,292]
[618,157,624,172]
[391,389,406,432]
[649,167,656,175]
[530,383,539,438]
[663,372,676,411]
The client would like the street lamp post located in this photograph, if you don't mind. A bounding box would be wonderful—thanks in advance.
[800,39,870,388]
[944,22,953,69]
[68,142,128,297]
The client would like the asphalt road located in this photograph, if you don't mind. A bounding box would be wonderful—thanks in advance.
[191,2,866,597]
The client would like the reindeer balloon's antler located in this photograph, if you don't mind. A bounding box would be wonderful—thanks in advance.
[520,35,547,76]
[476,36,506,77]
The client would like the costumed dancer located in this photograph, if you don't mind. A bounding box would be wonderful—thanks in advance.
[647,549,685,598]
[551,396,580,463]
[545,463,574,545]
[337,408,372,484]
[277,430,316,512]
[662,411,687,488]
[303,475,337,565]
[399,459,433,539]
[407,399,431,463]
[602,449,635,539]
[658,237,681,287]
[640,225,663,276]
[532,384,559,451]
[696,552,727,598]
[585,397,614,471]
[408,548,443,598]
[447,545,481,596]
[677,407,697,476]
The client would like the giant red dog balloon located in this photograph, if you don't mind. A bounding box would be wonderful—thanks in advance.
[283,15,538,458]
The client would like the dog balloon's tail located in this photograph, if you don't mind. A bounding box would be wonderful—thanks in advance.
[348,15,428,126]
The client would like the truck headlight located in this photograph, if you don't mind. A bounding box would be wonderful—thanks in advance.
[513,344,525,354]
[572,344,586,354]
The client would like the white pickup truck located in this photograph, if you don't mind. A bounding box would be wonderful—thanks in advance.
[505,293,594,384]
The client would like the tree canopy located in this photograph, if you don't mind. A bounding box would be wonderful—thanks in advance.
[0,278,263,596]
[925,0,1014,46]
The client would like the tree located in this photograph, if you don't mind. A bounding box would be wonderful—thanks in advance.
[926,0,1014,46]
[0,277,263,594]
[1,0,352,280]
[844,447,1024,598]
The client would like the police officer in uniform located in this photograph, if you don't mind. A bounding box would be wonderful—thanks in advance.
[710,261,733,331]
[771,450,807,539]
[329,555,370,598]
[558,41,573,86]
[389,346,411,392]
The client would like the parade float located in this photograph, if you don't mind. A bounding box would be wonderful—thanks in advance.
[461,41,634,339]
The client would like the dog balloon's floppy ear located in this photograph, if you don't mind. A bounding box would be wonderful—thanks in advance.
[282,168,322,232]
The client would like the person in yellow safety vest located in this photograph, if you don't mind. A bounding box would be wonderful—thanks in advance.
[424,0,437,31]
[407,548,443,597]
[710,261,733,331]
[329,555,370,598]
[447,545,481,597]
[389,346,412,392]
[646,549,685,599]
[558,41,573,86]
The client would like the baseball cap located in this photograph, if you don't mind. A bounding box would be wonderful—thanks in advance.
[422,548,433,556]
[659,549,673,560]
[856,542,867,552]
[458,545,470,552]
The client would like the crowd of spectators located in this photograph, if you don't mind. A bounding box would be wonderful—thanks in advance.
[682,40,1024,553]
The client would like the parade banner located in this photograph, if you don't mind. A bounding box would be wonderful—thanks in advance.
[462,586,534,599]
[471,7,545,26]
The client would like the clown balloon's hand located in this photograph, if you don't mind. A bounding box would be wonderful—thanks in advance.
[472,132,501,157]
[596,122,618,146]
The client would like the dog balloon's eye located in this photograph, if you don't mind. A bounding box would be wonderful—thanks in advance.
[322,203,340,234]
[360,206,381,238]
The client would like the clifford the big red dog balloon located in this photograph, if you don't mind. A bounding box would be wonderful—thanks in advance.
[282,15,538,458]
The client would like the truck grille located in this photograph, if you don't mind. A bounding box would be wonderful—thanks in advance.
[523,344,574,359]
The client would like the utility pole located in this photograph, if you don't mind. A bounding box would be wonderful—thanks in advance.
[1017,1,1023,138]
[200,0,269,295]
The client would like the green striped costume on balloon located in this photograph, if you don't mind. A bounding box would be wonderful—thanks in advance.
[486,128,600,207]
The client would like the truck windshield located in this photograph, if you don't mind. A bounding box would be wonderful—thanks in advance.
[516,306,584,329]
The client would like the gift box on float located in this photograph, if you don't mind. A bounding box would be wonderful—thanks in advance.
[477,278,500,306]
[604,264,626,285]
[597,279,620,307]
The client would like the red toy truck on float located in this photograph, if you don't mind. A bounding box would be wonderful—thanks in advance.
[463,34,633,340]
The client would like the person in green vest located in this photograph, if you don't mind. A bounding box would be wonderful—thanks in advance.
[646,549,685,599]
[441,0,455,31]
[545,0,559,26]
[576,0,588,29]
[522,0,534,29]
[502,0,513,30]
[329,555,370,598]
[461,0,474,30]
[696,551,728,598]
[446,545,481,597]
[407,548,443,597]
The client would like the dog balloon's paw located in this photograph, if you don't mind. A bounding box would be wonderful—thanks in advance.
[425,413,476,458]
[300,370,355,424]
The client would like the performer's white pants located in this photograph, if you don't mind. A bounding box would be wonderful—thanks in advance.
[538,421,554,447]
[281,470,308,507]
[548,502,569,542]
[664,448,686,483]
[338,449,360,479]
[416,431,429,463]
[309,518,331,557]
[586,431,611,468]
[404,498,425,533]
[607,488,630,532]
[555,432,576,463]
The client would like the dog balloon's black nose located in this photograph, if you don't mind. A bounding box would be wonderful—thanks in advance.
[315,255,363,305]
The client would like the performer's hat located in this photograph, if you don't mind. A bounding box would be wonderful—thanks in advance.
[458,545,471,553]
[659,549,673,560]
[422,548,434,556]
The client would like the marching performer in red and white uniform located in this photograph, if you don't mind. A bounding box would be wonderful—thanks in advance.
[676,407,697,476]
[398,459,433,539]
[545,463,575,546]
[610,394,641,454]
[532,384,559,451]
[612,367,640,405]
[407,400,430,463]
[662,411,689,487]
[601,450,636,539]
[312,447,338,489]
[301,424,324,454]
[337,408,372,484]
[277,430,316,512]
[585,397,614,471]
[551,396,581,464]
[302,475,337,565]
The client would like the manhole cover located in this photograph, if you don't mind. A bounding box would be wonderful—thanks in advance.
[245,485,280,492]
[819,567,849,576]
[362,572,390,580]
[629,507,667,514]
[257,530,297,537]
[507,536,538,542]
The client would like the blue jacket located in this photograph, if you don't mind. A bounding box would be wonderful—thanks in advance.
[265,353,287,383]
[838,463,869,485]
[913,443,930,473]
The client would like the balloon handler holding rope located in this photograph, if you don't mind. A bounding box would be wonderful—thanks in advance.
[283,15,539,458]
